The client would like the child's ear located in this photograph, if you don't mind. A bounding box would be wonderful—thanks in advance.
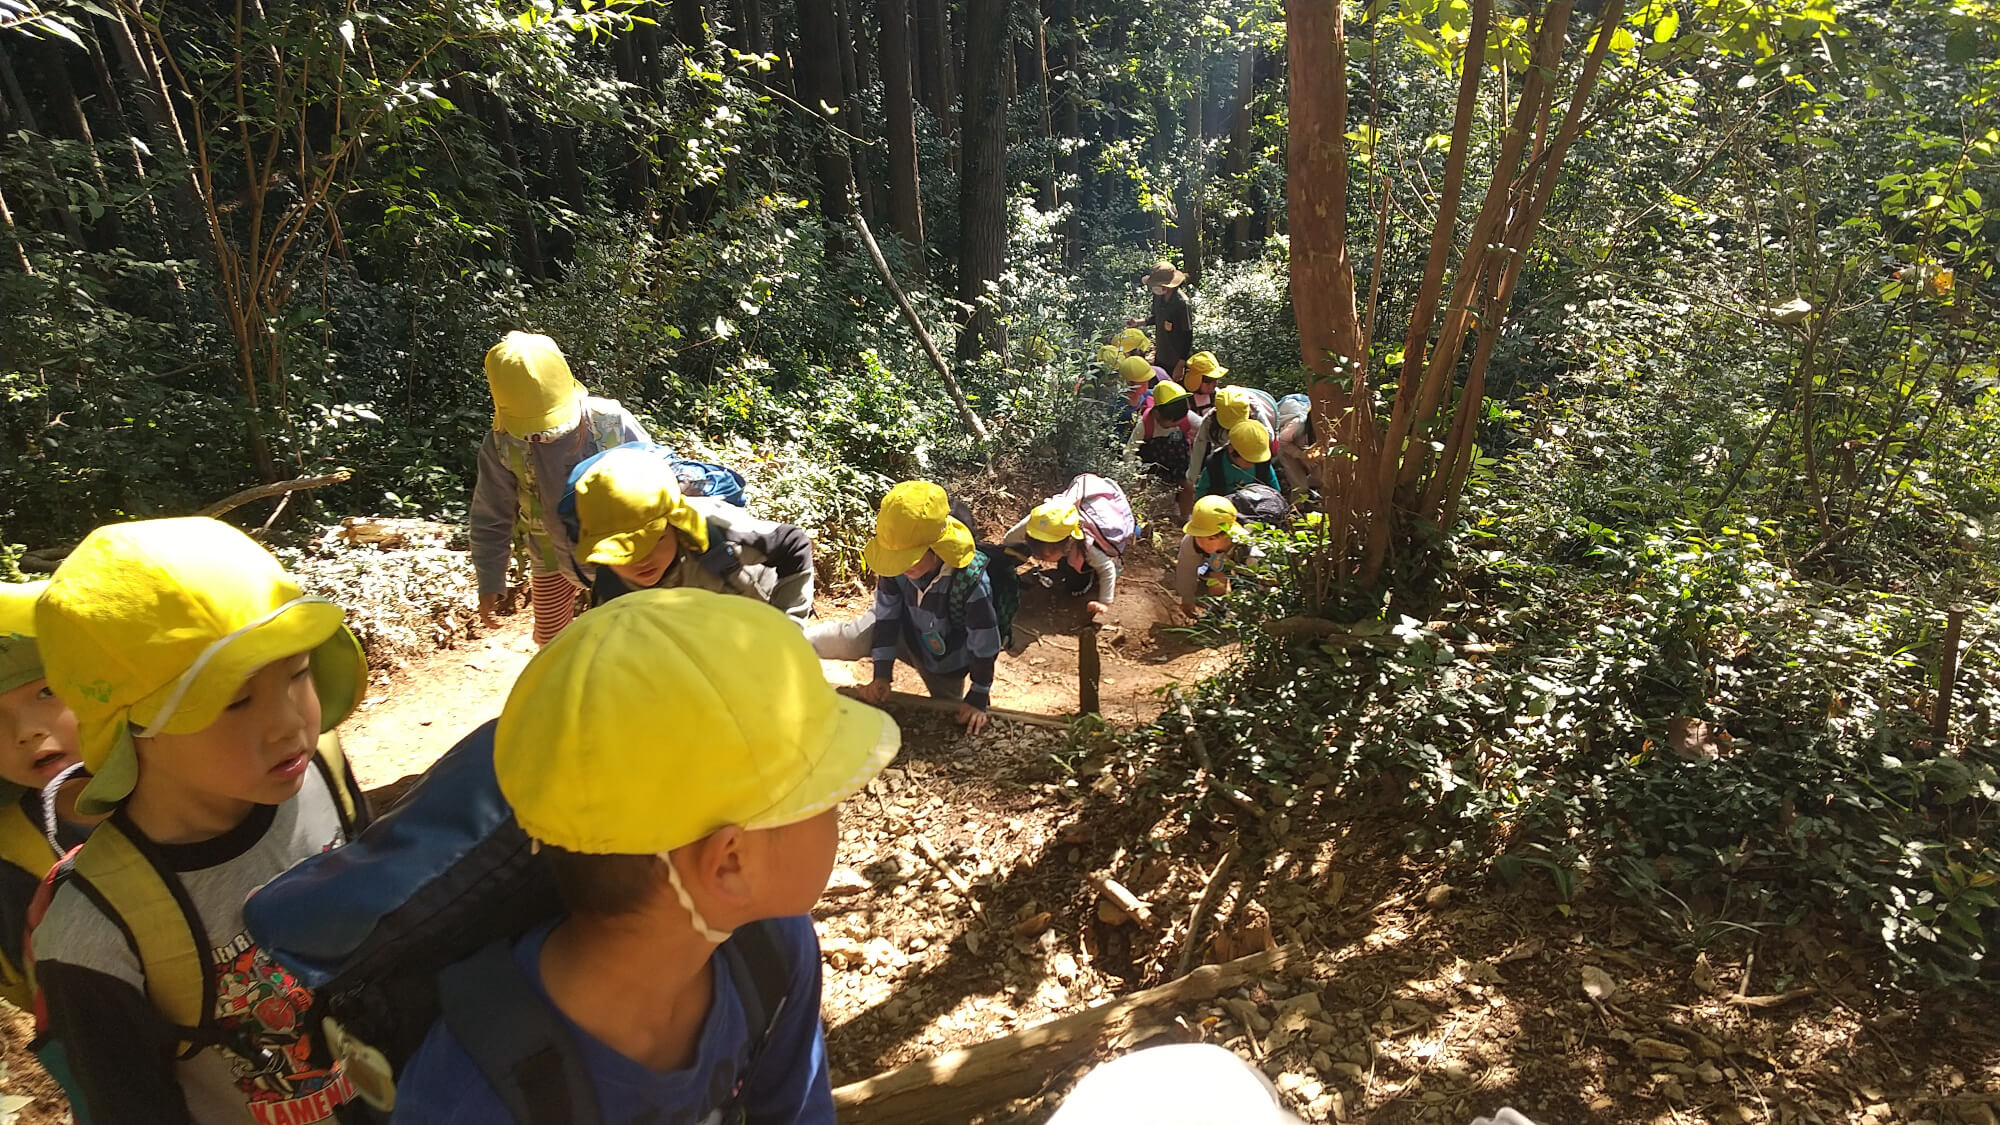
[689,826,753,903]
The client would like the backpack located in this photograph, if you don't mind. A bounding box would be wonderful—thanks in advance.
[0,797,58,1010]
[242,721,794,1122]
[25,735,363,1061]
[1228,483,1290,524]
[563,441,747,514]
[1053,474,1138,558]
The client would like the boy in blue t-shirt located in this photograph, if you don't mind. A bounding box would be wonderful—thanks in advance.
[391,589,901,1124]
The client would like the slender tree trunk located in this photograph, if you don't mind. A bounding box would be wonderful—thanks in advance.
[955,0,1012,359]
[915,0,946,125]
[479,90,546,278]
[0,43,87,249]
[1224,46,1257,260]
[944,0,962,165]
[795,0,856,227]
[836,0,881,228]
[741,0,767,53]
[0,182,32,273]
[879,0,927,272]
[1182,32,1203,284]
[85,29,170,254]
[35,44,124,250]
[613,34,652,207]
[1055,0,1080,262]
[1033,12,1055,209]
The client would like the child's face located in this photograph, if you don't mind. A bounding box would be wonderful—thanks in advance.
[135,653,322,811]
[1229,449,1253,469]
[0,678,80,789]
[1195,532,1233,554]
[760,805,841,917]
[902,552,942,580]
[611,530,680,589]
[1125,385,1147,404]
[1032,540,1066,564]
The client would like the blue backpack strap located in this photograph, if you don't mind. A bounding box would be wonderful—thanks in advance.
[721,920,791,1068]
[438,940,600,1125]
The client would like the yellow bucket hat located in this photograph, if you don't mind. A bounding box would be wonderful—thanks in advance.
[486,331,585,439]
[1095,344,1124,371]
[35,518,366,816]
[1183,495,1241,539]
[0,581,47,696]
[1228,420,1273,463]
[1151,380,1188,409]
[862,482,977,575]
[1117,355,1155,385]
[1025,501,1085,544]
[496,589,899,855]
[574,448,710,567]
[1114,327,1151,355]
[1214,386,1259,430]
[1185,352,1227,383]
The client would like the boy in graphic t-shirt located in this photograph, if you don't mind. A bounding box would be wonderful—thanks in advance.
[32,518,371,1125]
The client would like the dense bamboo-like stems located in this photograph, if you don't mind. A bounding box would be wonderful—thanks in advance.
[1287,0,1374,576]
[1426,0,1623,526]
[880,0,927,271]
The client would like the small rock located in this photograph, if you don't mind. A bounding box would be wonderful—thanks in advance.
[1580,964,1618,1001]
[1632,1038,1691,1063]
[1424,884,1454,908]
[1695,1063,1725,1085]
[1332,1062,1366,1081]
[823,867,872,897]
[1275,991,1324,1020]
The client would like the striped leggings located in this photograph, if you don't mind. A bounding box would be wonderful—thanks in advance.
[528,571,581,646]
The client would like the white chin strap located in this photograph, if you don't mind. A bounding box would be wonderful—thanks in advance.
[661,852,733,945]
[135,596,328,739]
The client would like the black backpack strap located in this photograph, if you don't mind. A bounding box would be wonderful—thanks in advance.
[438,940,600,1125]
[721,920,792,1064]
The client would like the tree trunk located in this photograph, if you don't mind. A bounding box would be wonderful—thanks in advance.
[85,29,171,256]
[836,0,880,228]
[35,43,124,250]
[915,0,947,126]
[1032,11,1055,210]
[879,0,927,273]
[99,6,209,266]
[480,90,547,279]
[1285,0,1375,575]
[1055,0,1080,262]
[674,0,707,44]
[955,0,1011,359]
[943,0,962,164]
[0,182,32,273]
[795,0,856,227]
[0,43,87,249]
[1181,33,1204,284]
[613,34,652,207]
[1223,46,1258,260]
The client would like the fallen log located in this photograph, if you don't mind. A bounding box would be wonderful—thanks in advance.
[841,687,1072,730]
[1175,845,1241,977]
[337,516,463,549]
[197,469,353,519]
[832,946,1293,1125]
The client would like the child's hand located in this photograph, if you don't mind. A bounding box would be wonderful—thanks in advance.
[1124,317,1143,328]
[855,678,893,705]
[1179,601,1201,619]
[956,703,990,735]
[1086,600,1109,619]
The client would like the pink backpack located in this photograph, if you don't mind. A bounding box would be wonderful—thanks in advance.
[1057,474,1137,557]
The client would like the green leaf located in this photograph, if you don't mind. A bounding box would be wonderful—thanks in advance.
[1653,10,1679,42]
[1945,27,1978,64]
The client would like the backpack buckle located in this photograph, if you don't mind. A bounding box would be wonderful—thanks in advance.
[324,1015,398,1111]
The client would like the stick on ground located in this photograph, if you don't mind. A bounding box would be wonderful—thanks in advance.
[1175,845,1241,977]
[842,687,1072,730]
[832,947,1293,1125]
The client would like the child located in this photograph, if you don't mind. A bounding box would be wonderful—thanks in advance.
[1113,327,1151,358]
[390,589,898,1124]
[0,581,89,1011]
[1114,355,1166,427]
[1272,393,1317,498]
[32,517,371,1125]
[808,482,1001,734]
[571,445,816,624]
[1196,421,1282,503]
[999,475,1136,620]
[470,331,649,646]
[1126,379,1196,481]
[1176,496,1252,615]
[1179,350,1228,414]
[1125,262,1194,380]
[1181,383,1277,517]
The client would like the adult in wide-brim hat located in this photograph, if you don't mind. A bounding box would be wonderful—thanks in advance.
[1127,261,1195,379]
